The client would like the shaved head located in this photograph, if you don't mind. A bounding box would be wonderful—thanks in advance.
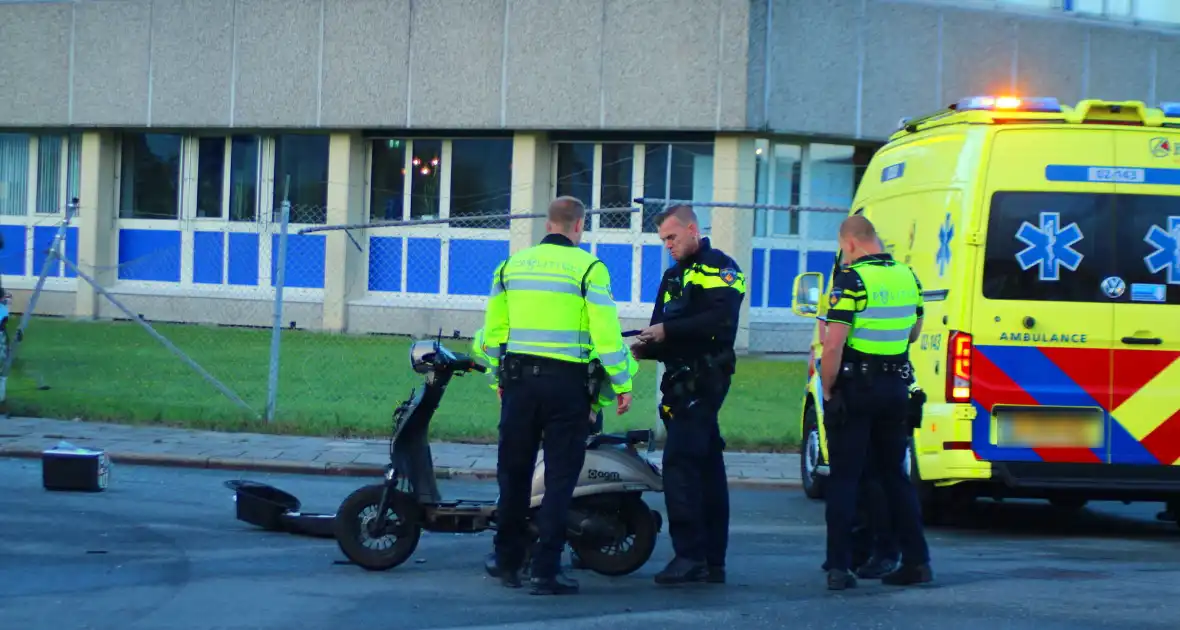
[837,214,883,261]
[655,204,702,261]
[655,204,698,228]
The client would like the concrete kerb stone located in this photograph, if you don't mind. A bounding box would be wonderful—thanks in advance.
[0,447,801,489]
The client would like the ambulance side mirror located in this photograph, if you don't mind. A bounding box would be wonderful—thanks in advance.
[791,272,823,318]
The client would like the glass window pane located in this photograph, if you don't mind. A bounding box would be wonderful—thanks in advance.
[196,137,226,219]
[272,134,329,224]
[66,132,81,206]
[555,142,594,208]
[754,140,769,237]
[981,191,1115,302]
[228,135,259,222]
[36,134,61,214]
[370,139,406,222]
[409,139,442,220]
[599,143,634,229]
[806,143,870,241]
[449,138,512,229]
[119,133,181,220]
[669,144,713,233]
[1068,0,1106,14]
[1114,193,1180,303]
[0,133,30,217]
[642,144,669,233]
[771,143,801,236]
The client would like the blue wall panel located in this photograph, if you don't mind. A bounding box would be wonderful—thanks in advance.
[193,231,224,285]
[62,227,79,278]
[449,239,508,296]
[579,243,591,253]
[806,250,835,277]
[0,226,26,276]
[368,236,403,292]
[270,233,325,289]
[406,237,441,294]
[750,248,766,308]
[640,245,664,303]
[228,233,259,286]
[27,226,80,278]
[767,249,799,308]
[596,243,633,303]
[118,229,182,282]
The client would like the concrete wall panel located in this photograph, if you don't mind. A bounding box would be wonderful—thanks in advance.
[407,0,504,128]
[231,0,322,127]
[72,0,152,126]
[0,3,71,126]
[320,0,411,128]
[861,1,940,139]
[149,0,235,127]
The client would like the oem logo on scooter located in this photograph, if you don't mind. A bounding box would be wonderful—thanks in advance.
[587,469,622,482]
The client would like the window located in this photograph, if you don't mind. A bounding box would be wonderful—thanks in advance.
[753,140,802,237]
[981,191,1115,302]
[806,143,875,241]
[450,138,513,229]
[552,142,635,230]
[1134,0,1180,24]
[194,135,261,222]
[0,134,30,217]
[272,134,329,223]
[1064,0,1132,17]
[119,133,182,220]
[642,143,714,233]
[1112,193,1180,304]
[367,137,513,228]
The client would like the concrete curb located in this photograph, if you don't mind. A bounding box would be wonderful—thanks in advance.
[0,447,801,490]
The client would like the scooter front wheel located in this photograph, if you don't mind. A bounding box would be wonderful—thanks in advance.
[333,484,421,571]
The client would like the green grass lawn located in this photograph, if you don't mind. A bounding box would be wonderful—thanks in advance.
[4,317,807,452]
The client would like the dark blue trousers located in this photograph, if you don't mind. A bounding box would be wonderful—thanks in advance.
[494,357,591,579]
[824,373,929,572]
[661,375,731,566]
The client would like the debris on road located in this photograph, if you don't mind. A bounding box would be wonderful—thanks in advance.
[42,440,111,492]
[225,479,336,539]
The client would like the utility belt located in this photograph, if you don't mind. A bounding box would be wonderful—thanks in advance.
[499,349,601,401]
[837,356,912,384]
[660,349,735,402]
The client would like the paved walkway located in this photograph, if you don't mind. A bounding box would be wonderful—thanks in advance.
[0,416,802,488]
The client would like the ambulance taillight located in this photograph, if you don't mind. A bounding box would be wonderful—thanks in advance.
[946,331,973,404]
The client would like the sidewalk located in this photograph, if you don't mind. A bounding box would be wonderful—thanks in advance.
[0,416,802,488]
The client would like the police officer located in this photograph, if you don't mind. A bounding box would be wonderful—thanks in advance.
[631,204,744,585]
[820,214,933,590]
[480,196,635,596]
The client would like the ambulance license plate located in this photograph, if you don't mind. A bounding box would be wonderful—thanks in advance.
[995,407,1105,449]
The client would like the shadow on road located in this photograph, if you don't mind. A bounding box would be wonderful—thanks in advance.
[930,498,1178,542]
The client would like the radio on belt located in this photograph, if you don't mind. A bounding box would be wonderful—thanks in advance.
[42,441,111,492]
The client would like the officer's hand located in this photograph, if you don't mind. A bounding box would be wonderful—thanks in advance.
[630,342,650,360]
[637,324,666,344]
[616,393,632,415]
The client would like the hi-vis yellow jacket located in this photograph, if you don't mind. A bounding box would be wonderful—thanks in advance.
[480,234,634,397]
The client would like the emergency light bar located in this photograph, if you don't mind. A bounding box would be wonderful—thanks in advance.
[955,96,1062,113]
[1160,102,1180,117]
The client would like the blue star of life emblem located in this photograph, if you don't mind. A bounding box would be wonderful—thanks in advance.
[1014,211,1085,281]
[1143,215,1180,285]
[936,213,954,277]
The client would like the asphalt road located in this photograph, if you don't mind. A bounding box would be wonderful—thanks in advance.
[2,458,1179,630]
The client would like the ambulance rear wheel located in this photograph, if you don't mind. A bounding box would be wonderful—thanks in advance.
[801,403,826,500]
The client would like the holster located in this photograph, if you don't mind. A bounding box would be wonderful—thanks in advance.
[907,388,927,430]
[587,358,606,402]
[823,388,849,428]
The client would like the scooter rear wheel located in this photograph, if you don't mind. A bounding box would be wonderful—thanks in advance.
[333,484,421,571]
[568,494,658,577]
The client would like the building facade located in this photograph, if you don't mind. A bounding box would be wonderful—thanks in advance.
[2,0,1179,353]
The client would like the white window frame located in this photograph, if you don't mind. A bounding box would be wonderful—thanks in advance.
[112,132,324,303]
[0,132,81,292]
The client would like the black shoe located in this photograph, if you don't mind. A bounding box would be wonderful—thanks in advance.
[855,554,900,579]
[827,568,857,591]
[654,556,709,585]
[484,552,522,588]
[881,563,933,586]
[530,571,579,595]
[706,565,726,584]
[570,550,586,570]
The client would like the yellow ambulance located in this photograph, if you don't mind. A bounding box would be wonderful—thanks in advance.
[791,96,1180,525]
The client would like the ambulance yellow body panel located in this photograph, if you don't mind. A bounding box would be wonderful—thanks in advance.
[792,96,1180,520]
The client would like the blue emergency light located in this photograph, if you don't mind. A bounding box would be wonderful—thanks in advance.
[955,96,1062,113]
[1160,102,1180,117]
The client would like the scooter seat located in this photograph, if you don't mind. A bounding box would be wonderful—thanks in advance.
[587,429,652,449]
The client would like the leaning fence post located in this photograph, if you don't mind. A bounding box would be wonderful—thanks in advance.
[266,197,292,424]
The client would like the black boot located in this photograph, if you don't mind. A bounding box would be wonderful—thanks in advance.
[530,570,579,595]
[706,564,726,583]
[484,552,522,588]
[827,568,857,591]
[855,554,900,579]
[881,563,934,586]
[654,556,708,585]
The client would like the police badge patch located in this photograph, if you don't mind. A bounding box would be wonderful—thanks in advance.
[829,289,842,307]
[720,268,738,286]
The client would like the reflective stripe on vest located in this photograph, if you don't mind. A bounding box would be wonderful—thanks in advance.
[846,261,919,355]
